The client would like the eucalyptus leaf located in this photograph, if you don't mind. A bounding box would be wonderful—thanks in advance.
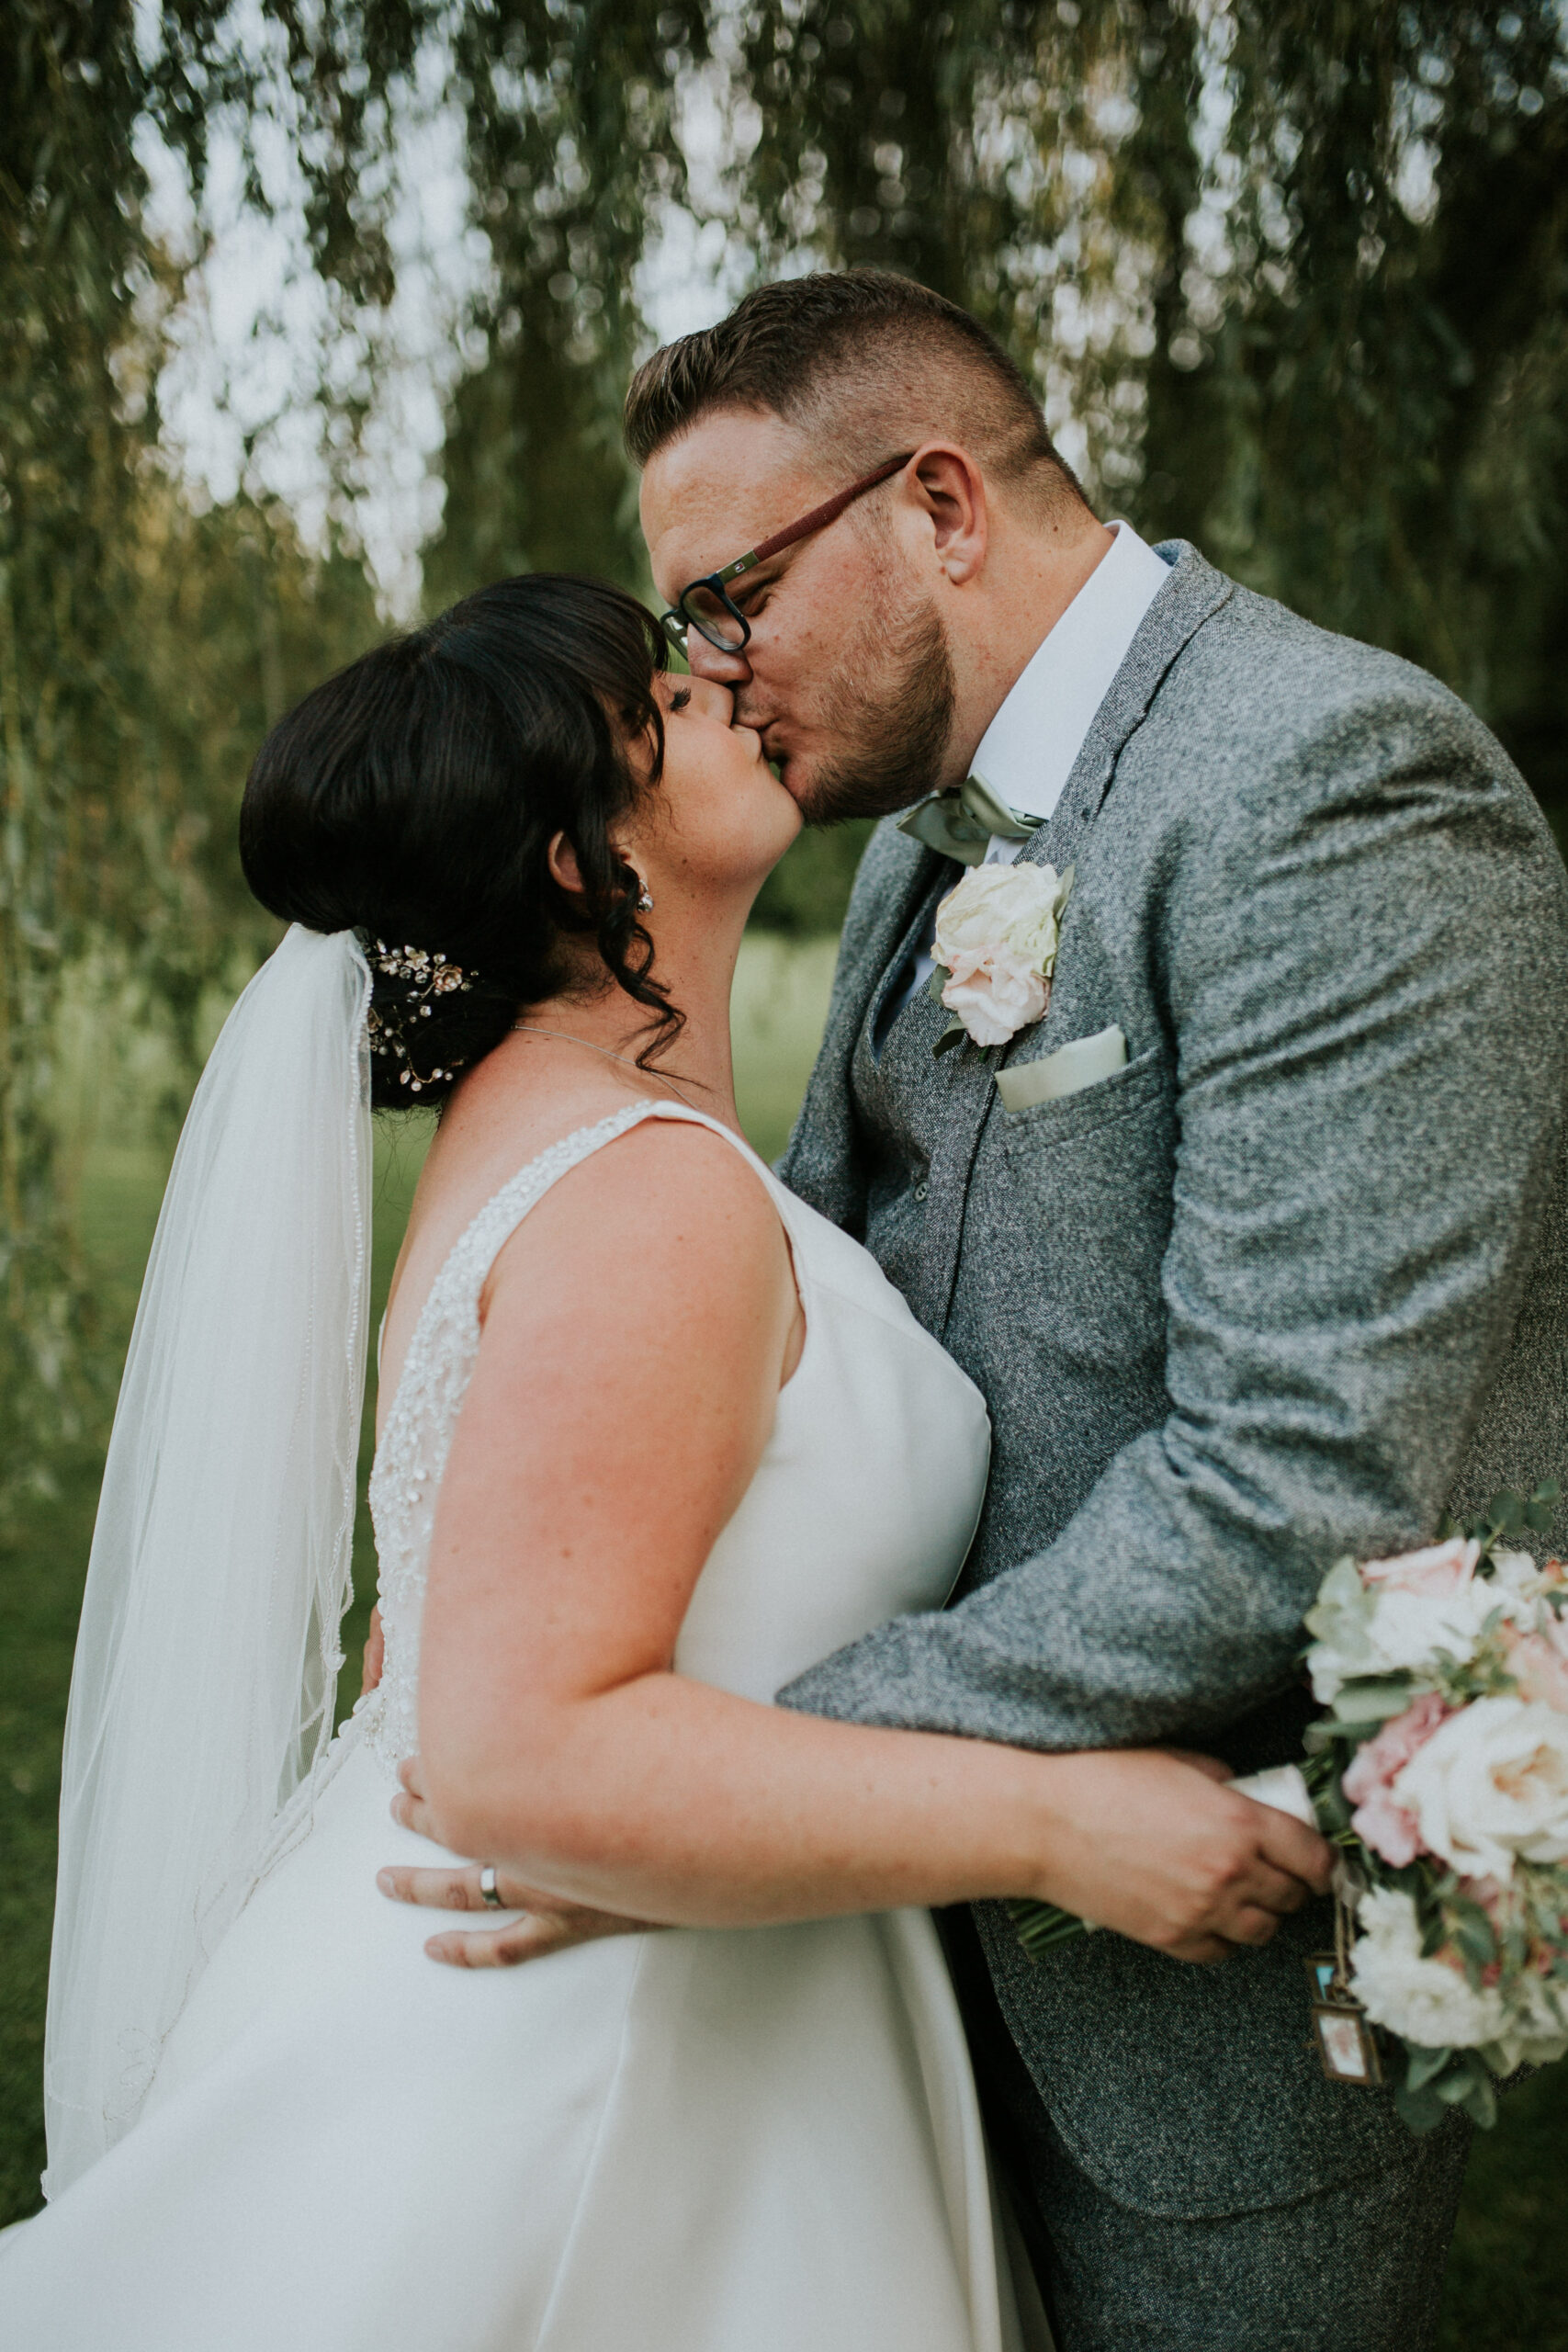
[1330,1678,1415,1725]
[1404,2043,1454,2090]
[1393,2079,1449,2134]
[1439,2062,1498,2130]
[1526,1479,1560,1530]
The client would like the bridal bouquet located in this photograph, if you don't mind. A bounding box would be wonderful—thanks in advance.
[1009,1483,1568,2132]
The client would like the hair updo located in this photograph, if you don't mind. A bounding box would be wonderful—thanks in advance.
[240,574,674,1111]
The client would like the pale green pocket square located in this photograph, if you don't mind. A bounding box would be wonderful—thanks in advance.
[996,1023,1128,1114]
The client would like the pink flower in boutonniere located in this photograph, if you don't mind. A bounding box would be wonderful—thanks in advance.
[928,863,1074,1055]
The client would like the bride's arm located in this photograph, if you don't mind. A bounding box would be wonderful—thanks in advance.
[407,1122,1328,1962]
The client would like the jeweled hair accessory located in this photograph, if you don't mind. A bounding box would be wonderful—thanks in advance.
[365,938,477,1093]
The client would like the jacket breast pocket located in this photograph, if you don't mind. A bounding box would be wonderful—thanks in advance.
[997,1040,1168,1159]
[955,1039,1177,1533]
[988,1041,1176,1330]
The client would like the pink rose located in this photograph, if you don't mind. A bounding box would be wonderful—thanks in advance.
[1359,1536,1480,1598]
[1343,1690,1454,1866]
[1348,1792,1425,1869]
[1504,1626,1568,1713]
[940,945,1050,1050]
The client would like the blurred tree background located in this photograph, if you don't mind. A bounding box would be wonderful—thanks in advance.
[4,3,1568,2315]
[6,0,1566,1497]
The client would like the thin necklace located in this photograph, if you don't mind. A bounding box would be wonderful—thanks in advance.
[512,1021,705,1113]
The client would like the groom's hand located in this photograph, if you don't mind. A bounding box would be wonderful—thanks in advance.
[379,1754,659,1967]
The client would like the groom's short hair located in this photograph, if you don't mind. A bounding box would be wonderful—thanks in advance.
[624,271,1087,521]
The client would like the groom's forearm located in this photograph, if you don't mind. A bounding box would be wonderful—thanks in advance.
[784,689,1568,1750]
[777,1429,1320,1751]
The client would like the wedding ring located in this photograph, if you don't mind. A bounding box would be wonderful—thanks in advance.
[479,1865,503,1910]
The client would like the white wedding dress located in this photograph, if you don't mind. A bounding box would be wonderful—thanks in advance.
[2,1101,1043,2351]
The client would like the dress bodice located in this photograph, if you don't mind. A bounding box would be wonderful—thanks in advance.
[8,1108,1032,2352]
[361,1102,990,1767]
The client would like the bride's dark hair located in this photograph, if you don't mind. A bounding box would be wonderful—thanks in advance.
[240,573,676,1111]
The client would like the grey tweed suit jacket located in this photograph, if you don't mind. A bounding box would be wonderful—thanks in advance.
[778,542,1568,2220]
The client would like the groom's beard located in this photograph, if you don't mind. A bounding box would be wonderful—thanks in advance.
[793,592,956,830]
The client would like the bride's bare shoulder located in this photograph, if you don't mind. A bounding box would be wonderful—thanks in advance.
[486,1107,785,1306]
[467,1106,801,1438]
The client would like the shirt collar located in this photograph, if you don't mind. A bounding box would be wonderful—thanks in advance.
[969,520,1173,827]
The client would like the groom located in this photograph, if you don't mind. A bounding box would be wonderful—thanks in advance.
[623,271,1568,2349]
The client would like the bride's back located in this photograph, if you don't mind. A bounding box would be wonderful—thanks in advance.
[375,1051,656,1440]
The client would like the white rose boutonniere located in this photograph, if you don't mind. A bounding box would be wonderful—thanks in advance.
[928,862,1074,1055]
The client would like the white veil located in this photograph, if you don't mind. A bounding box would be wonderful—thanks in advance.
[42,924,374,2198]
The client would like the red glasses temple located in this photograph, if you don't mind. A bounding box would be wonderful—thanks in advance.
[743,452,913,569]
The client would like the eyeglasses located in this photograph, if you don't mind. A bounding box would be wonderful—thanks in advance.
[659,452,915,656]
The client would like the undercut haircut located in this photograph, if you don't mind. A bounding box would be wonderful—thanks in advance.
[624,271,1089,522]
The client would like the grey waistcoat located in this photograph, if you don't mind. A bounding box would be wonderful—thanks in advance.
[778,543,1568,2219]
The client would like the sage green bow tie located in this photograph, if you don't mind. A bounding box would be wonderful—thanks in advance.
[896,774,1043,866]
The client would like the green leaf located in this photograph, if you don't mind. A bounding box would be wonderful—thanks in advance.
[1330,1677,1415,1725]
[1395,2045,1503,2134]
[925,966,951,1006]
[1394,2078,1450,2134]
[1404,2041,1454,2089]
[931,1019,967,1059]
[1441,2063,1498,2130]
[1527,1480,1560,1531]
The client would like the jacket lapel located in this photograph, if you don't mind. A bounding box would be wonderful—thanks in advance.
[779,817,941,1227]
[783,540,1234,1263]
[924,539,1235,1337]
[1015,538,1233,881]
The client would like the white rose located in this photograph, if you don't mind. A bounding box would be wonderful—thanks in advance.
[1490,1548,1545,1600]
[1303,1540,1507,1705]
[1392,1695,1568,1882]
[1495,1971,1568,2073]
[932,862,1070,976]
[1361,1577,1517,1676]
[940,947,1049,1050]
[1348,1887,1508,2049]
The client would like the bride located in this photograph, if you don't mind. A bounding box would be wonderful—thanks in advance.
[1,573,1328,2349]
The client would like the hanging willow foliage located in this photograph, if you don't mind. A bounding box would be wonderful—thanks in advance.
[722,0,1567,802]
[1,4,165,1483]
[425,0,707,605]
[0,0,401,1500]
[3,0,1565,1500]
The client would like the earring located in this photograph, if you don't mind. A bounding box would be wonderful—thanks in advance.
[635,879,655,912]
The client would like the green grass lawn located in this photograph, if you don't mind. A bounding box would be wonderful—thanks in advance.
[2,935,1564,2343]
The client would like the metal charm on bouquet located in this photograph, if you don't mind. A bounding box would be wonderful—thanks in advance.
[1305,1860,1383,2088]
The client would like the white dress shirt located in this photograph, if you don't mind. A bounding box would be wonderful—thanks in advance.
[893,521,1172,1020]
